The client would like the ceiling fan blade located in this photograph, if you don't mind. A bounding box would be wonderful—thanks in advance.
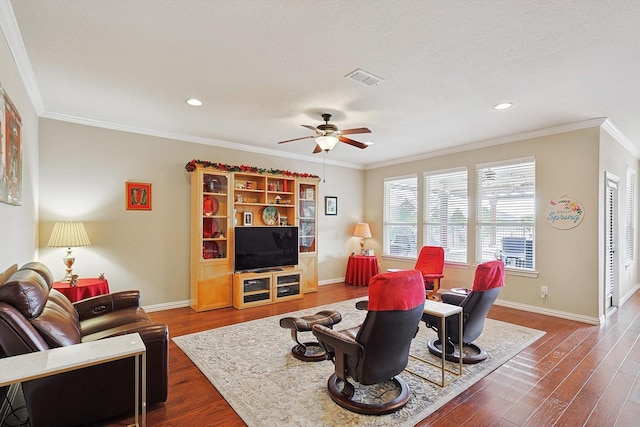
[301,124,319,132]
[339,136,369,149]
[339,127,371,135]
[313,144,323,154]
[277,135,315,144]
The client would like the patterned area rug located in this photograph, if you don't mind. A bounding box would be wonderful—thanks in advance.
[173,299,545,426]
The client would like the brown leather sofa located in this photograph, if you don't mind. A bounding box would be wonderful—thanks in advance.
[0,262,168,427]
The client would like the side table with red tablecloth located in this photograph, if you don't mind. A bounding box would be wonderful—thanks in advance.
[345,255,379,286]
[52,278,110,303]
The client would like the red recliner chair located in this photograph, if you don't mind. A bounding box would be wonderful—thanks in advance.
[415,245,445,300]
[312,269,425,415]
[423,260,505,364]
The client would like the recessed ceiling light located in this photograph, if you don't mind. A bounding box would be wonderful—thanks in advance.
[186,98,203,107]
[493,102,513,110]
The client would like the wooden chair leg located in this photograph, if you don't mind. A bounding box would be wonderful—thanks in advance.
[427,278,441,301]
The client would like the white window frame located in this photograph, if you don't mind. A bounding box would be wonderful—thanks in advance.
[383,175,418,258]
[476,157,535,269]
[423,167,468,264]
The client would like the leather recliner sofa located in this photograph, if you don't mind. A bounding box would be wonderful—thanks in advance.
[0,262,169,427]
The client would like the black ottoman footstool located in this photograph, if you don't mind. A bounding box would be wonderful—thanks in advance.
[279,310,342,361]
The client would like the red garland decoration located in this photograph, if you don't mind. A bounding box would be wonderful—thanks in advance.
[185,159,319,179]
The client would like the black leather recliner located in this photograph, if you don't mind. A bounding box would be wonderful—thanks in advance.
[0,262,169,427]
[423,260,505,364]
[312,269,425,415]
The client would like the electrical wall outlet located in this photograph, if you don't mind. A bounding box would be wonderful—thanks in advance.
[541,286,548,298]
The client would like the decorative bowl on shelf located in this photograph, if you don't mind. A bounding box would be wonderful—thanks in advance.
[203,218,220,238]
[203,197,219,216]
[202,241,219,259]
[262,206,279,225]
[205,176,222,193]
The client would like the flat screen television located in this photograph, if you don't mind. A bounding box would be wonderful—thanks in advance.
[234,226,299,272]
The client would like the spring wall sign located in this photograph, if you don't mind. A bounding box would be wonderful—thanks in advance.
[545,196,584,229]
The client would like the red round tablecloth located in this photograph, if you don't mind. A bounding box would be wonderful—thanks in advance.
[345,255,379,286]
[52,278,110,303]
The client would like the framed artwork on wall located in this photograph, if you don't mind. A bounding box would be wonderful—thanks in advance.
[0,84,22,206]
[126,182,152,210]
[325,196,337,215]
[243,211,253,226]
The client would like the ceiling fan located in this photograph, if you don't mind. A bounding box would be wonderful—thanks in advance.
[277,113,372,153]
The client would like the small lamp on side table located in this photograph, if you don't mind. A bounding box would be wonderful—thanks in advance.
[353,223,372,255]
[47,221,91,284]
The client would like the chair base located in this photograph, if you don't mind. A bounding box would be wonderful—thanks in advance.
[426,291,441,301]
[326,373,410,415]
[280,310,342,362]
[427,338,487,364]
[291,342,328,362]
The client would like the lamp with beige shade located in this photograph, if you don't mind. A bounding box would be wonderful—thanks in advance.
[47,221,91,284]
[353,222,372,255]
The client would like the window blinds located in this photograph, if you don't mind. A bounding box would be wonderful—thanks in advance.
[424,168,468,263]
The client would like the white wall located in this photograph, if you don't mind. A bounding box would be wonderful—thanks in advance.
[0,25,38,269]
[37,119,364,306]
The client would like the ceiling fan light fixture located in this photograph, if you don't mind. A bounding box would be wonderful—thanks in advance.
[316,135,339,151]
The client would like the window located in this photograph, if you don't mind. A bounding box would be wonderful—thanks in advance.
[384,175,418,257]
[424,168,468,263]
[476,158,535,269]
[625,167,636,265]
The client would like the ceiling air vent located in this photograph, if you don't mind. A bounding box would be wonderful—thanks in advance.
[346,69,384,86]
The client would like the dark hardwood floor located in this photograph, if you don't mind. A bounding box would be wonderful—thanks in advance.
[106,283,640,427]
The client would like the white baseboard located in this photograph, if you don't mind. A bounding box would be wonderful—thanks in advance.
[143,284,638,323]
[319,277,345,286]
[142,281,345,312]
[620,284,640,306]
[494,299,601,325]
[143,299,190,312]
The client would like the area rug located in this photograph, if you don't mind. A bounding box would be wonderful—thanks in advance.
[173,299,545,426]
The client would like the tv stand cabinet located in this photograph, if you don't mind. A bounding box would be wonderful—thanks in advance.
[189,163,319,312]
[233,269,302,309]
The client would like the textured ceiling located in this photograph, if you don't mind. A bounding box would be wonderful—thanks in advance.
[4,0,640,168]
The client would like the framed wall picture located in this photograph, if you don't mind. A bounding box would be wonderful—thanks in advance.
[325,196,337,215]
[243,211,253,226]
[0,85,22,206]
[126,182,152,210]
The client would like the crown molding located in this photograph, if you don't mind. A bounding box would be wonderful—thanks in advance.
[365,118,611,170]
[601,118,640,158]
[1,0,362,171]
[0,0,45,114]
[5,0,635,170]
[41,110,364,170]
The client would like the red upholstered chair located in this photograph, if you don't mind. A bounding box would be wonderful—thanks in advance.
[312,270,425,415]
[423,260,505,364]
[415,246,445,301]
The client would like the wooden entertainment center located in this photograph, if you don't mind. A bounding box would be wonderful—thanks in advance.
[188,162,319,311]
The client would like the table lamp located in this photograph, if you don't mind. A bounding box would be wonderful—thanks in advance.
[353,223,372,255]
[47,221,91,283]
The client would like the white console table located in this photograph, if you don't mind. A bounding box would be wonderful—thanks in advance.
[408,300,463,387]
[0,333,146,427]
